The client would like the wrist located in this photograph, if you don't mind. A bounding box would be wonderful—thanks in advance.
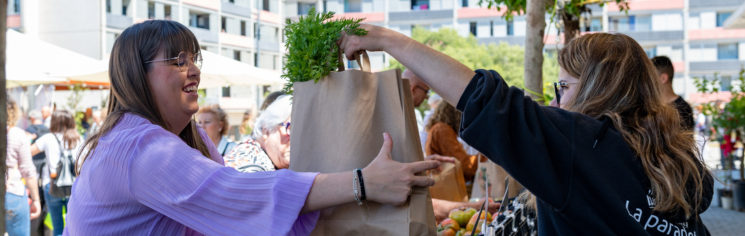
[360,167,373,201]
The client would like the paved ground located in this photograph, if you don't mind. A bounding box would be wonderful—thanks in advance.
[701,206,745,236]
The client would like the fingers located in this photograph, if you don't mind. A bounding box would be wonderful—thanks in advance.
[409,175,435,187]
[425,155,456,163]
[376,133,393,160]
[408,160,441,173]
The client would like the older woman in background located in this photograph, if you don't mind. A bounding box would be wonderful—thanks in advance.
[196,104,237,156]
[425,102,478,181]
[224,95,291,172]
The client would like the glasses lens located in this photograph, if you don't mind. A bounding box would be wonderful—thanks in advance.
[177,52,188,71]
[194,52,202,70]
[554,83,561,108]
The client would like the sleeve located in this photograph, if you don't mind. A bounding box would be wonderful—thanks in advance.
[13,129,37,180]
[37,134,61,175]
[455,69,576,208]
[128,129,319,236]
[426,123,478,180]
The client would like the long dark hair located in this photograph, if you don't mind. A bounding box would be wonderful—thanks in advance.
[50,110,81,149]
[558,33,710,218]
[77,20,211,174]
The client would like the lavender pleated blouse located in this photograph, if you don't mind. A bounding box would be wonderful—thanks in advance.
[63,114,320,236]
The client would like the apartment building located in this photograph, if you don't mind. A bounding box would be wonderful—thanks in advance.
[8,0,287,139]
[283,0,745,100]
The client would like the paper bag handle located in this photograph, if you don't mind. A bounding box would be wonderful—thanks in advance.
[336,49,372,72]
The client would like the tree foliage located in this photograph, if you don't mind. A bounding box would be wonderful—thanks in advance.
[388,27,559,104]
[478,0,629,21]
[282,7,368,94]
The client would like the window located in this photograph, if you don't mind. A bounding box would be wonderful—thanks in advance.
[323,0,327,13]
[717,12,733,27]
[636,16,651,31]
[13,0,20,13]
[590,18,602,32]
[411,0,430,10]
[107,0,112,13]
[254,53,259,67]
[718,43,738,60]
[507,20,514,36]
[222,87,231,97]
[610,17,631,32]
[234,50,241,61]
[469,22,477,36]
[644,48,656,58]
[462,0,468,7]
[221,17,227,32]
[241,21,247,36]
[345,0,362,13]
[190,11,210,29]
[164,5,171,20]
[254,23,258,38]
[490,21,494,36]
[721,76,732,91]
[273,55,278,70]
[148,2,155,19]
[298,3,315,15]
[229,0,235,3]
[263,0,270,11]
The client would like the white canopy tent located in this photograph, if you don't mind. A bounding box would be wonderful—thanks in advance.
[6,29,108,88]
[67,50,284,88]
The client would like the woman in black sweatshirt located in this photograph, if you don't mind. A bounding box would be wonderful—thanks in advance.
[338,26,714,235]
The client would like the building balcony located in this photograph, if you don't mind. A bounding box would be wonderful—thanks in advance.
[389,9,453,24]
[184,0,220,10]
[220,33,254,48]
[689,60,745,73]
[189,27,219,43]
[690,0,742,8]
[607,0,683,12]
[259,40,280,52]
[690,28,745,40]
[7,15,21,29]
[478,36,525,46]
[106,13,133,30]
[620,30,684,42]
[222,1,252,18]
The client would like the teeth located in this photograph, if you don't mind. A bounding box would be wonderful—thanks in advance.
[183,85,198,93]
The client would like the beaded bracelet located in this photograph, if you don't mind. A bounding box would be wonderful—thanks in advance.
[353,170,362,206]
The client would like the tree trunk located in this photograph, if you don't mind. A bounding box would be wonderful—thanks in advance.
[524,0,547,102]
[561,10,580,44]
[1,0,8,232]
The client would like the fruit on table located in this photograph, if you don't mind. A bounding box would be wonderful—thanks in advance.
[437,228,457,236]
[449,208,477,227]
[441,218,460,231]
[457,228,467,236]
[465,211,493,234]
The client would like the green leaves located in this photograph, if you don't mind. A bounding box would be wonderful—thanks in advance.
[281,7,368,94]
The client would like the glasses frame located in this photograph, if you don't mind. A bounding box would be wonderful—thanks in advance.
[553,82,577,108]
[279,122,291,136]
[143,51,203,72]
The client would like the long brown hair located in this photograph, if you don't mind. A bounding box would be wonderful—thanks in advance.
[50,110,81,149]
[6,96,19,128]
[425,101,461,133]
[558,33,709,218]
[77,20,211,174]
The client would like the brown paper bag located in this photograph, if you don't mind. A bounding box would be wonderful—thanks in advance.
[429,159,469,202]
[470,157,523,200]
[290,51,436,236]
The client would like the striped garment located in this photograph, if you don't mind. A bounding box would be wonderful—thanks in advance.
[6,126,38,197]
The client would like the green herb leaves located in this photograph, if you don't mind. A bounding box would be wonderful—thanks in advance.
[282,7,368,94]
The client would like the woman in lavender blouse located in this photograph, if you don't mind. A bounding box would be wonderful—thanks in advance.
[63,20,440,236]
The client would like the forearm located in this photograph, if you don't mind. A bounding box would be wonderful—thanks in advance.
[383,33,475,106]
[300,171,355,215]
[25,178,40,202]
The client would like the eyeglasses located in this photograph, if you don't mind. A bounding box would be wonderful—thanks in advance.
[414,85,430,98]
[144,51,202,72]
[279,122,291,136]
[553,82,577,108]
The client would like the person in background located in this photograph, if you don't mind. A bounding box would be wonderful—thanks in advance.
[239,108,254,141]
[225,95,292,172]
[420,93,441,149]
[41,106,51,128]
[402,69,430,132]
[652,56,694,131]
[260,91,286,111]
[196,104,237,156]
[88,109,103,136]
[24,110,50,236]
[6,98,42,236]
[30,110,84,236]
[425,102,478,182]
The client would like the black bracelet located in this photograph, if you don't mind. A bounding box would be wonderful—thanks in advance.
[356,168,366,201]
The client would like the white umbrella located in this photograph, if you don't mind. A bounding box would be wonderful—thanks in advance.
[198,50,285,88]
[6,29,108,88]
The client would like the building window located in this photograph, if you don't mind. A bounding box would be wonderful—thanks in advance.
[229,0,235,3]
[462,0,468,7]
[644,48,656,58]
[122,0,130,15]
[636,16,651,31]
[241,21,247,36]
[412,0,429,10]
[164,5,171,20]
[718,43,738,60]
[106,0,112,13]
[298,3,315,15]
[490,21,494,36]
[13,0,20,13]
[274,55,278,70]
[254,53,259,67]
[610,16,633,32]
[323,0,327,13]
[234,50,241,61]
[221,17,227,32]
[148,2,155,19]
[190,11,210,29]
[590,18,602,32]
[721,76,732,91]
[717,12,733,27]
[469,22,477,36]
[263,0,270,11]
[345,0,362,13]
[222,87,231,97]
[507,20,514,36]
[253,23,258,38]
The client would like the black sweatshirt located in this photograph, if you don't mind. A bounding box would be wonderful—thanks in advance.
[456,70,714,236]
